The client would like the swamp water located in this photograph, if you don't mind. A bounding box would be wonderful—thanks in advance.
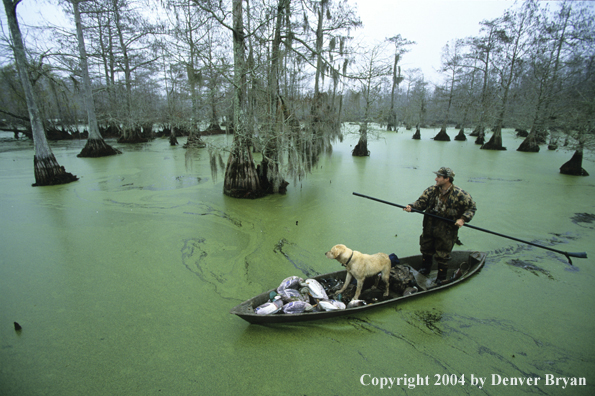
[1,127,594,395]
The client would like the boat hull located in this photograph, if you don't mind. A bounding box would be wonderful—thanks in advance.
[230,251,486,324]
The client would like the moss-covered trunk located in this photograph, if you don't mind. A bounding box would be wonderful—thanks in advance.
[224,136,264,198]
[223,0,266,199]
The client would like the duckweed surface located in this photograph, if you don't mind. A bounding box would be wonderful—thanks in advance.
[1,128,594,395]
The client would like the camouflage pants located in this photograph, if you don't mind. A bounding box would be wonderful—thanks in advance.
[419,216,458,265]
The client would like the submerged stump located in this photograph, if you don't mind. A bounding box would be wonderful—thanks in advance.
[33,154,78,186]
[77,138,122,157]
[560,150,589,176]
[412,128,421,140]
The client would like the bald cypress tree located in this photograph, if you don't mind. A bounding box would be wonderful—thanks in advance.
[482,3,538,151]
[71,0,121,157]
[386,35,414,132]
[222,0,263,198]
[2,0,78,186]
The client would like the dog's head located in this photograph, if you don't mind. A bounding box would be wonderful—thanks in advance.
[325,244,348,260]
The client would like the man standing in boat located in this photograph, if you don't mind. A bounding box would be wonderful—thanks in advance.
[403,167,477,285]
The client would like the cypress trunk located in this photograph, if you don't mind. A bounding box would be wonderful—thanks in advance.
[352,123,369,156]
[481,126,506,150]
[352,137,369,156]
[3,0,77,186]
[412,128,421,140]
[33,154,78,187]
[517,130,540,152]
[433,127,450,141]
[223,0,266,199]
[78,138,121,157]
[474,130,485,145]
[470,125,483,137]
[454,128,467,141]
[72,0,119,158]
[224,143,265,198]
[560,150,589,176]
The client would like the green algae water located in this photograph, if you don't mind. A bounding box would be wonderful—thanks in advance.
[1,127,594,395]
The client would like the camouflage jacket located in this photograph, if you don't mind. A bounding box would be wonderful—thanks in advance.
[410,184,477,223]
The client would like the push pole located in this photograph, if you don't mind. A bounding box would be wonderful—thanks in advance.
[353,192,588,265]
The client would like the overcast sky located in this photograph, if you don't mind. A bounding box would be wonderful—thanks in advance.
[350,0,516,85]
[1,0,578,86]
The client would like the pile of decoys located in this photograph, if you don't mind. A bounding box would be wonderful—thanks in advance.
[254,276,368,315]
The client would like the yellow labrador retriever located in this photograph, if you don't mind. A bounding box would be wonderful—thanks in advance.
[325,244,391,300]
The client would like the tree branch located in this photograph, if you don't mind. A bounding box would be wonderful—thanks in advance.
[0,107,29,122]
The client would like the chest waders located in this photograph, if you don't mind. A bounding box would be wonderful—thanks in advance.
[352,193,587,266]
[419,211,459,282]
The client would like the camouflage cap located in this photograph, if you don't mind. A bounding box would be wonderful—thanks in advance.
[433,167,455,179]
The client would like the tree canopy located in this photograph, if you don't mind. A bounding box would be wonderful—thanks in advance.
[1,0,594,189]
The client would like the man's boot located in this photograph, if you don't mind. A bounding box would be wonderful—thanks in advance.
[435,262,449,286]
[419,255,433,275]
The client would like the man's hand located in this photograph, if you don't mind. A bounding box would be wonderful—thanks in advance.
[403,205,412,212]
[455,219,465,228]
